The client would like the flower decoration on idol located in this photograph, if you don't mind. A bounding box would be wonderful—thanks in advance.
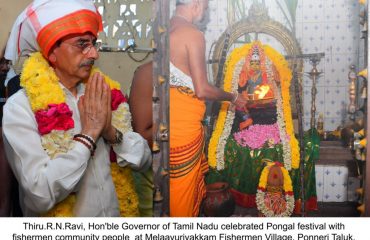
[233,124,285,149]
[21,52,139,217]
[208,41,299,170]
[256,162,294,217]
[239,43,275,102]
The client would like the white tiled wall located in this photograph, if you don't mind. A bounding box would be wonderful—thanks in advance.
[316,165,360,202]
[315,165,324,201]
[203,0,362,131]
[296,0,360,131]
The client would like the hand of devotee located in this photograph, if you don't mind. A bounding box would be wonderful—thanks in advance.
[101,89,117,144]
[79,72,111,141]
[233,93,248,109]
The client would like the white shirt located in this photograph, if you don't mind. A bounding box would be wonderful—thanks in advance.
[2,84,152,217]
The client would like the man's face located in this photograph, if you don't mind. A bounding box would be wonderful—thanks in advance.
[193,0,210,31]
[49,33,99,85]
[0,58,10,80]
[194,0,209,24]
[0,58,9,73]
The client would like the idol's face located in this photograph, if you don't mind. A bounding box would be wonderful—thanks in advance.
[250,60,261,72]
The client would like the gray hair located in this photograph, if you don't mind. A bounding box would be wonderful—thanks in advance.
[176,0,206,6]
[176,0,193,5]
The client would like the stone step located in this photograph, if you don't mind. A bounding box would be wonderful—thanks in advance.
[316,140,359,178]
[317,141,353,164]
[315,141,361,202]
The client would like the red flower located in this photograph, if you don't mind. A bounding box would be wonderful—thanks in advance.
[274,162,283,167]
[111,89,127,111]
[35,103,74,135]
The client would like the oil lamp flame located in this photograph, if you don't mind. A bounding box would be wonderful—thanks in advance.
[254,85,270,99]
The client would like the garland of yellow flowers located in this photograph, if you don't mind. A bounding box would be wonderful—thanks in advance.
[21,52,139,217]
[255,162,294,217]
[208,41,300,169]
[214,61,243,170]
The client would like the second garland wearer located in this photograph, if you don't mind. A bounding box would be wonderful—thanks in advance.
[169,0,247,217]
[129,61,154,217]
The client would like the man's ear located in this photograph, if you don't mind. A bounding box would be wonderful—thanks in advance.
[47,41,61,64]
[190,0,200,18]
[192,0,201,10]
[48,52,57,64]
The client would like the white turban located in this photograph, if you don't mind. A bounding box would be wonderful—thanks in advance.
[5,0,102,63]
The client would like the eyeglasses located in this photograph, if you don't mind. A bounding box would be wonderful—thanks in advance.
[61,40,102,55]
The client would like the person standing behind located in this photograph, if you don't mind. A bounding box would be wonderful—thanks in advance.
[0,50,9,123]
[0,49,13,216]
[129,61,154,216]
[169,0,247,217]
[130,62,153,148]
[0,48,23,217]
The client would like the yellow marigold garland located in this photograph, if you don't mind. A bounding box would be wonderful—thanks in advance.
[22,52,139,217]
[20,53,64,111]
[90,67,121,90]
[208,41,300,169]
[111,164,140,216]
[264,46,299,169]
[257,163,293,193]
[207,44,249,168]
[42,195,76,217]
[208,103,229,168]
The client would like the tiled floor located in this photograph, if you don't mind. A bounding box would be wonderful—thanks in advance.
[156,201,360,217]
[306,202,360,217]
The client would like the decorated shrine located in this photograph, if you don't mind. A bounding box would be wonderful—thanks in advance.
[206,39,318,216]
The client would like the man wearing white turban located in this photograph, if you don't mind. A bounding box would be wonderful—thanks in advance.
[2,0,151,217]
